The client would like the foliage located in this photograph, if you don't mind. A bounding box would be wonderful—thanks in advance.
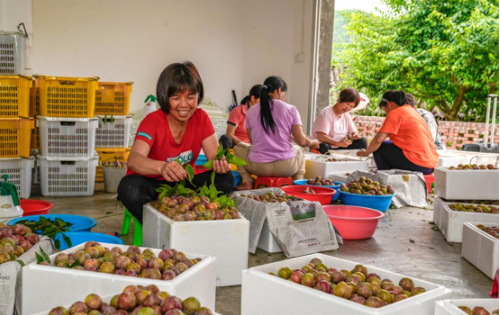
[333,0,499,121]
[332,10,367,61]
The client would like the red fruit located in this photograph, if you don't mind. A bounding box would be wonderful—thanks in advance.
[214,211,224,220]
[116,292,137,311]
[115,255,131,269]
[12,224,27,235]
[162,270,176,280]
[142,293,162,307]
[164,310,184,315]
[290,270,304,284]
[69,301,88,314]
[25,234,40,245]
[124,270,138,277]
[315,280,331,293]
[160,297,182,313]
[158,249,173,261]
[84,241,101,249]
[85,294,103,310]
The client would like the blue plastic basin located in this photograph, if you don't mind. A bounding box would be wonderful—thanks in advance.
[8,214,97,232]
[54,232,124,250]
[293,179,344,201]
[195,154,208,166]
[338,191,395,212]
[233,171,241,187]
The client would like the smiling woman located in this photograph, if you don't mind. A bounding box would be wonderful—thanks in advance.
[117,61,234,223]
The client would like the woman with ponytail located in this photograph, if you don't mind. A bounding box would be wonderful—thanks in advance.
[356,90,438,174]
[233,76,319,190]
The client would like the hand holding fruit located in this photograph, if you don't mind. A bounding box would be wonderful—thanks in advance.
[338,138,352,148]
[356,149,369,157]
[159,161,187,182]
[309,139,320,151]
[212,155,231,174]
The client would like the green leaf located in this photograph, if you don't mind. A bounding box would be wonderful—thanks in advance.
[210,171,216,186]
[203,160,214,169]
[185,164,195,186]
[70,260,80,268]
[40,248,50,262]
[227,155,247,166]
[16,260,25,267]
[55,239,61,250]
[35,252,44,264]
[62,233,72,249]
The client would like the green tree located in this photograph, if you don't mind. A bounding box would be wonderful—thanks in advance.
[333,0,499,121]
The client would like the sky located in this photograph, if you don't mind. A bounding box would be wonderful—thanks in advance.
[334,0,389,14]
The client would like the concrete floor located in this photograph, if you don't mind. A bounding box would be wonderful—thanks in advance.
[28,184,494,315]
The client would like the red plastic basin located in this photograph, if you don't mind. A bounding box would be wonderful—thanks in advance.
[20,199,53,216]
[281,185,336,205]
[323,205,384,240]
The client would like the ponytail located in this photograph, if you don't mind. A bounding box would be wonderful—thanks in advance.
[380,89,408,107]
[259,76,287,134]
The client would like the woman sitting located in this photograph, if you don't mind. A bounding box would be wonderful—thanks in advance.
[356,90,438,174]
[219,84,262,149]
[311,87,367,154]
[118,61,234,223]
[233,76,319,191]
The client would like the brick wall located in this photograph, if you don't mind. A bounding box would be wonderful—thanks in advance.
[354,116,499,150]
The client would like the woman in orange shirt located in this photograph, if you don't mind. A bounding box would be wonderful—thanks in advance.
[356,90,438,174]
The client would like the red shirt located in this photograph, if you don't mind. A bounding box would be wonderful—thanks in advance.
[227,104,250,144]
[127,108,215,179]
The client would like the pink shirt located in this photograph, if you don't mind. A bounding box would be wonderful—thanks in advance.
[227,104,250,144]
[246,100,302,163]
[311,106,356,148]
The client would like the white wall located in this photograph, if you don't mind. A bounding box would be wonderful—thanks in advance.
[18,0,314,129]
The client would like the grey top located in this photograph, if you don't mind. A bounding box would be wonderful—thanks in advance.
[417,108,445,150]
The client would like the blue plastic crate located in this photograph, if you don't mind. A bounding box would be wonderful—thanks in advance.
[233,171,241,187]
[54,231,124,250]
[8,214,97,232]
[338,191,395,212]
[195,154,208,166]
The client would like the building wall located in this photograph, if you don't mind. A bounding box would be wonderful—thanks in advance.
[19,0,317,130]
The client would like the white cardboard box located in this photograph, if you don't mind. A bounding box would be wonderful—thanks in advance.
[142,204,249,287]
[21,243,217,315]
[257,219,282,253]
[433,197,446,228]
[241,253,452,315]
[434,167,499,200]
[329,172,350,183]
[461,222,499,279]
[305,157,369,179]
[434,299,499,315]
[440,203,499,243]
[436,151,464,168]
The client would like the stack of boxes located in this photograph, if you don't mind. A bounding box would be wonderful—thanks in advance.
[94,82,133,184]
[31,75,100,197]
[0,75,35,198]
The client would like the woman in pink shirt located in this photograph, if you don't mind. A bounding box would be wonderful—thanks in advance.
[234,76,319,191]
[311,87,367,154]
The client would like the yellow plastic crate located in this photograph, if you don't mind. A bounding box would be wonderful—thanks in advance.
[35,75,99,118]
[0,117,34,157]
[96,147,131,182]
[0,75,32,117]
[29,77,39,116]
[95,82,133,115]
[31,126,40,150]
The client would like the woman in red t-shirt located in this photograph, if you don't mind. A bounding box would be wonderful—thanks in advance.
[118,61,234,223]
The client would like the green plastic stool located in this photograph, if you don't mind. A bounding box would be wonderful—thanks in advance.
[121,208,142,246]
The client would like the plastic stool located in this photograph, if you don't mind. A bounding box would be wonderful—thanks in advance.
[423,173,434,193]
[254,176,292,189]
[120,208,142,246]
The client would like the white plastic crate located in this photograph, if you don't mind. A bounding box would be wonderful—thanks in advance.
[241,253,452,315]
[462,222,499,279]
[434,167,499,200]
[257,219,282,253]
[440,203,499,243]
[38,155,98,197]
[0,157,34,199]
[434,299,499,315]
[96,115,132,148]
[433,196,446,228]
[37,116,98,157]
[22,242,217,315]
[329,172,350,183]
[305,157,369,179]
[0,32,26,75]
[143,203,250,286]
[328,150,377,169]
[445,150,499,166]
[436,151,464,167]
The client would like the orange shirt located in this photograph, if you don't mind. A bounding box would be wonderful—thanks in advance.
[379,105,439,168]
[227,104,250,144]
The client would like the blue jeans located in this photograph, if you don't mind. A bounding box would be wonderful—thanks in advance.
[373,142,433,174]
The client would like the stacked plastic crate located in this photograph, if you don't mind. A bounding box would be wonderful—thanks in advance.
[0,75,35,199]
[94,82,133,184]
[32,75,100,197]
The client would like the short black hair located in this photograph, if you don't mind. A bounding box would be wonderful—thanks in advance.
[379,90,407,108]
[338,87,361,108]
[156,61,204,114]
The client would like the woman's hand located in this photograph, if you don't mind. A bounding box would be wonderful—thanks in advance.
[159,161,188,182]
[213,155,231,174]
[356,149,369,157]
[337,138,352,148]
[351,133,361,140]
[309,140,320,151]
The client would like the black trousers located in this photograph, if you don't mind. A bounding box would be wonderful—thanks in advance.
[117,171,234,223]
[318,137,368,154]
[373,142,433,174]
